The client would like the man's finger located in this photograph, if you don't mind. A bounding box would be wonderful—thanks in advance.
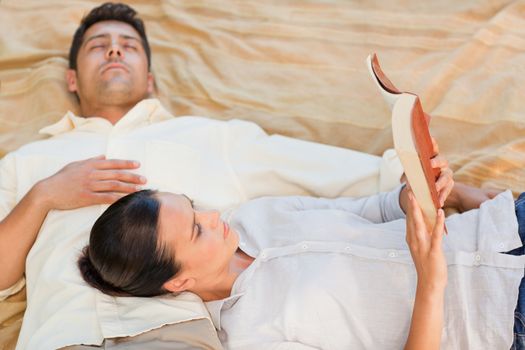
[94,159,141,170]
[90,155,106,161]
[92,170,147,184]
[90,180,142,193]
[92,192,127,205]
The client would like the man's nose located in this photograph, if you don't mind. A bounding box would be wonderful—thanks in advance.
[105,43,124,60]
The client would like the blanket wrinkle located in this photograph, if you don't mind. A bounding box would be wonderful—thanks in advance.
[0,1,524,348]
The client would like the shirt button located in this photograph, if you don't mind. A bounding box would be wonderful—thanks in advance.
[388,251,397,258]
[260,253,267,259]
[302,244,308,250]
[345,246,352,252]
[474,254,482,262]
[498,242,505,250]
[240,241,246,247]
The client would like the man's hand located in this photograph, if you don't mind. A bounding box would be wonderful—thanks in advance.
[430,136,503,212]
[35,155,146,210]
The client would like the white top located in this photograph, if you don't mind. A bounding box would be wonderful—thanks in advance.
[207,189,525,350]
[0,99,403,350]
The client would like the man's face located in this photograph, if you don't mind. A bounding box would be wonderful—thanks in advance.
[66,20,153,110]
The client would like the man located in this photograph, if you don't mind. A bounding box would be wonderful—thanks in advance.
[0,2,494,349]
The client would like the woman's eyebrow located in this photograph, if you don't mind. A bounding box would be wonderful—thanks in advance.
[181,194,196,241]
[181,194,194,208]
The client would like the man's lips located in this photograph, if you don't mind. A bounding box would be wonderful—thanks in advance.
[101,62,129,73]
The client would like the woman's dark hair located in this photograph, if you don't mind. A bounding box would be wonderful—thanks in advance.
[68,2,151,70]
[78,190,180,297]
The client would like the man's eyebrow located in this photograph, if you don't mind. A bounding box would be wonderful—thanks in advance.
[83,33,109,47]
[83,33,141,47]
[120,34,141,42]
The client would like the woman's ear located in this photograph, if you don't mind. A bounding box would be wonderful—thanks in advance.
[163,275,194,293]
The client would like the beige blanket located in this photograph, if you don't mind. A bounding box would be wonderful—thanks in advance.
[1,0,524,348]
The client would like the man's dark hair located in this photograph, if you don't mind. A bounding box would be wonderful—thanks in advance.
[78,190,180,297]
[68,2,151,70]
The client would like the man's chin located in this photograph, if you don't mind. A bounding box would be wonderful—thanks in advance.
[96,87,143,105]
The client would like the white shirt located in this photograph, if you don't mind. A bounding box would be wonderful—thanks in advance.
[207,189,525,350]
[0,99,403,350]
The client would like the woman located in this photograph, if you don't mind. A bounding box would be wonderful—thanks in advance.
[78,182,525,349]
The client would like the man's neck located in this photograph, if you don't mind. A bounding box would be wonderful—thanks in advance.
[80,102,137,125]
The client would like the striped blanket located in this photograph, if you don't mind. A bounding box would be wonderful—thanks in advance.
[1,0,524,348]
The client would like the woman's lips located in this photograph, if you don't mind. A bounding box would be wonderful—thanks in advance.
[223,222,230,239]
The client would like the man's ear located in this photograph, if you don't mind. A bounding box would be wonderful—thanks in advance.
[66,69,78,93]
[163,275,194,293]
[147,71,155,95]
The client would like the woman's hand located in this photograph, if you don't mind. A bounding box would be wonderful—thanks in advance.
[399,136,454,216]
[403,189,447,350]
[406,189,447,291]
[430,137,454,208]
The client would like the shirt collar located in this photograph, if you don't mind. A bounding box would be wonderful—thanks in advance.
[39,98,173,136]
[205,293,243,331]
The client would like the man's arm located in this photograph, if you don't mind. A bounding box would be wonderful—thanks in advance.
[0,156,146,290]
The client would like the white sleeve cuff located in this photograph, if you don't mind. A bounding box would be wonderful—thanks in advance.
[0,277,25,301]
[379,148,404,192]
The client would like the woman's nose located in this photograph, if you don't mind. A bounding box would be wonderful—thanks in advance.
[198,210,220,229]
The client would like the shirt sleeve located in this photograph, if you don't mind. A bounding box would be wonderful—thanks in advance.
[0,277,25,301]
[225,119,403,200]
[292,184,406,223]
[0,153,26,300]
[0,153,19,221]
[269,342,321,350]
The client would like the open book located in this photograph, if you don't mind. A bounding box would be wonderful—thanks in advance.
[366,54,441,230]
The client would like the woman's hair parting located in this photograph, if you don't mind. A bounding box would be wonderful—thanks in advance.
[78,190,180,297]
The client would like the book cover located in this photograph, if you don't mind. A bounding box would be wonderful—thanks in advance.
[367,54,441,230]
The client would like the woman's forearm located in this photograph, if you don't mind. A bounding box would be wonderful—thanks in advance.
[404,285,445,350]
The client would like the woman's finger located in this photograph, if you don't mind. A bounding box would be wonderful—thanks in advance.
[407,190,428,242]
[431,209,445,248]
[430,136,439,157]
[439,178,455,208]
[430,155,448,170]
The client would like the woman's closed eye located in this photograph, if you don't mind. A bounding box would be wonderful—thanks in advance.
[195,223,202,238]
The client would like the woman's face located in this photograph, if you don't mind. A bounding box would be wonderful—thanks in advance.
[156,192,239,292]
